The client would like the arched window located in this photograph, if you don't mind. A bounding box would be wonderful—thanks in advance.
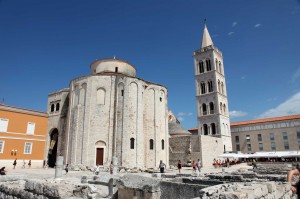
[150,139,154,150]
[209,102,214,114]
[203,124,208,135]
[201,82,206,94]
[215,59,218,72]
[161,139,164,150]
[202,103,207,115]
[50,104,55,112]
[55,103,60,111]
[80,83,87,105]
[130,138,135,149]
[206,59,211,71]
[97,88,106,105]
[220,102,223,114]
[219,62,222,74]
[211,123,216,135]
[223,104,226,115]
[199,61,204,73]
[74,86,79,105]
[208,81,213,92]
[218,80,221,92]
[221,82,224,94]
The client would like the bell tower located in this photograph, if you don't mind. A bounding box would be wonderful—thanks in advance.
[193,21,232,152]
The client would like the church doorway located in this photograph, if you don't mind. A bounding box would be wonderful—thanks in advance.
[96,148,104,165]
[48,129,58,168]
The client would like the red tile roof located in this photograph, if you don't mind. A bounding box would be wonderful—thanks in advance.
[230,114,300,126]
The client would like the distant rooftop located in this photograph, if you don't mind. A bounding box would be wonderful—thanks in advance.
[230,114,300,126]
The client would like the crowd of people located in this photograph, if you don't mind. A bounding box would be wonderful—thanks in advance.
[212,158,241,168]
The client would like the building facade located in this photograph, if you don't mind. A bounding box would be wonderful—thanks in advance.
[0,104,48,168]
[231,115,300,153]
[47,58,169,169]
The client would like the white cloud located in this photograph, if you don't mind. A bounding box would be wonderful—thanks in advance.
[228,32,235,36]
[254,24,262,28]
[257,92,300,119]
[290,67,300,83]
[178,117,184,122]
[178,112,193,117]
[229,110,248,118]
[232,21,237,27]
[178,112,185,116]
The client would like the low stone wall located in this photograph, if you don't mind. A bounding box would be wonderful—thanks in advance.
[117,174,161,199]
[195,181,297,199]
[0,178,99,199]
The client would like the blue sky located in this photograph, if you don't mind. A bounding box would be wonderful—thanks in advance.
[1,0,300,129]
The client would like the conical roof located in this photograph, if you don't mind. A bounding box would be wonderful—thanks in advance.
[201,24,213,48]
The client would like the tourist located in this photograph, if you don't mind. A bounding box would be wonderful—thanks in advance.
[95,164,100,175]
[65,164,69,174]
[177,160,182,174]
[22,160,26,169]
[192,160,196,173]
[252,159,257,169]
[159,160,166,173]
[28,160,31,168]
[0,167,7,175]
[13,158,17,169]
[109,161,113,174]
[287,167,300,197]
[197,159,202,172]
[43,160,47,169]
[226,158,230,167]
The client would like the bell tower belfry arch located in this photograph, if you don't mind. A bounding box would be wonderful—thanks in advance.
[193,21,232,153]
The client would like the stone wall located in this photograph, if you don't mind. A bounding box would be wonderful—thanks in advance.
[49,70,169,169]
[195,181,296,199]
[0,179,76,199]
[169,135,226,168]
[169,135,202,166]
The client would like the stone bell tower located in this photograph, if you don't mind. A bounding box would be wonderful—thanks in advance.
[193,21,232,153]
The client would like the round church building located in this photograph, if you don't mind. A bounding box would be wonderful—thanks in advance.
[47,58,169,169]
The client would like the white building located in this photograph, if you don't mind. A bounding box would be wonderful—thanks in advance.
[47,58,169,169]
[193,22,232,164]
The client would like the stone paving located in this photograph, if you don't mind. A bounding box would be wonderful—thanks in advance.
[4,163,253,181]
[0,163,297,198]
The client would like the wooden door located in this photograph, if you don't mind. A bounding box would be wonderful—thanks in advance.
[96,148,104,165]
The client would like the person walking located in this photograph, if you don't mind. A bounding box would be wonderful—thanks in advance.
[177,160,182,174]
[13,159,17,169]
[159,160,166,173]
[192,160,197,173]
[22,160,26,169]
[28,160,31,168]
[65,164,69,174]
[197,159,202,173]
[109,161,113,174]
[252,159,257,169]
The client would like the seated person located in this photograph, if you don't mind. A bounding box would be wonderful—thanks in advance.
[0,167,7,175]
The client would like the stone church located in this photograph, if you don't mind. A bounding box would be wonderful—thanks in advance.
[46,58,169,168]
